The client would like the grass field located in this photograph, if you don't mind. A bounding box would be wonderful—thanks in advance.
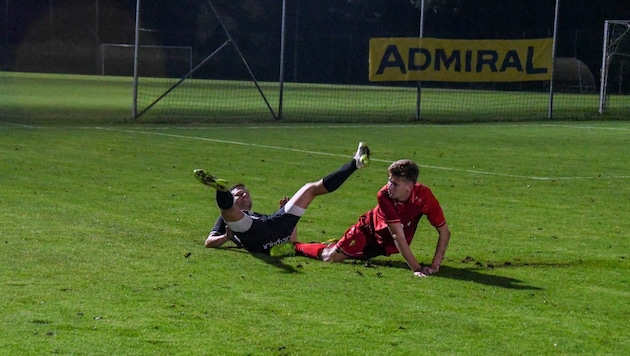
[1,72,629,354]
[1,118,629,354]
[2,71,628,124]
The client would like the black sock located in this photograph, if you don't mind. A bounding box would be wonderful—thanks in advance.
[322,160,357,192]
[216,190,234,210]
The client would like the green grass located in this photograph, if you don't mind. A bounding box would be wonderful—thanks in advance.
[2,71,628,125]
[1,121,629,354]
[0,72,133,122]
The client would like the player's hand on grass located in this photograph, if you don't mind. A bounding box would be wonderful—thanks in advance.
[279,196,290,207]
[414,265,439,277]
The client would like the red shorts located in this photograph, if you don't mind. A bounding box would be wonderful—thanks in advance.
[334,224,385,259]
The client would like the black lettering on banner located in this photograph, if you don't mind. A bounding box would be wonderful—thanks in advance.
[526,46,547,74]
[465,50,473,72]
[476,50,498,72]
[409,48,431,71]
[435,49,461,72]
[500,50,523,72]
[376,45,406,74]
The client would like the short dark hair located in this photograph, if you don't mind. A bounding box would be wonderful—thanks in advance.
[388,159,419,183]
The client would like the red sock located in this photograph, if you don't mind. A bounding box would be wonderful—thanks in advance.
[294,243,327,259]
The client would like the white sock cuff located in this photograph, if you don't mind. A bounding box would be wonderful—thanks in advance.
[227,215,253,232]
[283,201,306,217]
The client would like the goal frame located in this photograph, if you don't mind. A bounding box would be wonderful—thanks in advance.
[131,0,277,121]
[599,19,630,114]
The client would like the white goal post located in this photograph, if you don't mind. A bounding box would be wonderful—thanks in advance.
[99,43,192,77]
[599,20,630,114]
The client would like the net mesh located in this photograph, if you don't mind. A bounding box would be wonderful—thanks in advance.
[602,21,630,115]
[600,20,630,116]
[133,1,608,123]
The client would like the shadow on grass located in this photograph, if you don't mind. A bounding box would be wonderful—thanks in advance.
[434,266,543,290]
[216,247,543,288]
[222,247,302,274]
[365,260,543,290]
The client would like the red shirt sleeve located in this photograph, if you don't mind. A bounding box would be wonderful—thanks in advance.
[420,186,446,227]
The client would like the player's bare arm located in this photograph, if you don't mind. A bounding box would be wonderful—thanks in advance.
[205,227,233,248]
[388,222,423,273]
[426,222,451,272]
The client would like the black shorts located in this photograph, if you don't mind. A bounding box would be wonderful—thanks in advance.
[235,208,300,254]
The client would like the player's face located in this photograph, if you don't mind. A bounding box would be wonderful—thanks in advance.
[387,175,413,202]
[232,187,253,211]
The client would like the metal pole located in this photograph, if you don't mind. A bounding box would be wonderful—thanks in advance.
[548,0,560,119]
[599,20,610,114]
[278,0,286,120]
[416,0,425,121]
[132,0,141,120]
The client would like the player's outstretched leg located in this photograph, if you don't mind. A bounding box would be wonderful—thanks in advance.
[193,169,229,191]
[283,141,370,216]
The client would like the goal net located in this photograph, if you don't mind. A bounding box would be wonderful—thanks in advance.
[100,44,192,77]
[132,0,276,122]
[128,1,602,123]
[599,20,630,114]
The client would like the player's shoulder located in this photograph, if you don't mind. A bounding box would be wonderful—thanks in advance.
[413,182,432,193]
[376,184,390,198]
[412,183,439,202]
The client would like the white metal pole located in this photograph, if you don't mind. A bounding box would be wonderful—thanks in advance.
[548,0,560,119]
[599,20,610,114]
[132,0,141,119]
[278,0,286,120]
[416,0,425,121]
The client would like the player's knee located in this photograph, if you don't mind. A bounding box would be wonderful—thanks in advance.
[302,180,328,196]
[313,179,330,195]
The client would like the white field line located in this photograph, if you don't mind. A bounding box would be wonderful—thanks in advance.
[2,122,628,180]
[90,126,630,181]
[3,121,630,131]
[91,123,630,131]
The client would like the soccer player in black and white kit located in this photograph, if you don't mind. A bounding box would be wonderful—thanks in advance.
[194,142,370,254]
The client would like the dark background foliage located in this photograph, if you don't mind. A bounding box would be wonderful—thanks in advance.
[2,0,629,83]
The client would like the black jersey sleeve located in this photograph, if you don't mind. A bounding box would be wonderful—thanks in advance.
[211,216,227,234]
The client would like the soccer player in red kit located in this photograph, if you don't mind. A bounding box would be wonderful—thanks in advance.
[295,159,451,277]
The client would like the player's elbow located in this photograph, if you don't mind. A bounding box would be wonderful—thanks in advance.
[437,223,451,240]
[204,235,223,248]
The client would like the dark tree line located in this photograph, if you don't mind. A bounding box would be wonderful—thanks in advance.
[2,0,630,79]
[5,0,630,46]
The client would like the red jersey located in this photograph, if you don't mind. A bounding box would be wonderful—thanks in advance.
[362,183,446,255]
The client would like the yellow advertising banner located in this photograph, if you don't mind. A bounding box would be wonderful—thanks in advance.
[369,38,553,82]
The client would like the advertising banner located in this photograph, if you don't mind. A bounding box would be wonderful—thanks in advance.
[369,38,553,82]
